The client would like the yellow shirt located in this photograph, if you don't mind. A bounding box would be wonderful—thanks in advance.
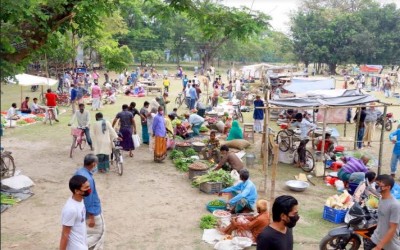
[163,79,170,87]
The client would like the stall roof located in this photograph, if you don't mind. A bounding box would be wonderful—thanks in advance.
[269,90,379,107]
[12,74,57,86]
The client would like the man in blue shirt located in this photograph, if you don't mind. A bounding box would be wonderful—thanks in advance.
[70,84,78,114]
[74,154,104,249]
[189,83,198,110]
[389,124,400,178]
[182,75,188,90]
[219,169,257,214]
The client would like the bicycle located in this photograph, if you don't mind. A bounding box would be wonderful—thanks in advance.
[232,103,244,123]
[1,148,16,179]
[57,93,71,107]
[110,140,123,176]
[70,127,87,158]
[46,107,57,125]
[275,125,315,172]
[174,92,185,108]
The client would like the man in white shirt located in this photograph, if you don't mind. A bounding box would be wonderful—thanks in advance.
[185,111,205,136]
[68,103,93,150]
[235,78,241,92]
[291,113,317,168]
[59,175,90,250]
[6,103,20,120]
[185,80,192,108]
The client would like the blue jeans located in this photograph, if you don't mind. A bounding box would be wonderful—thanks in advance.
[186,97,191,108]
[192,123,203,136]
[83,128,93,146]
[391,153,400,174]
[357,127,365,149]
[190,98,196,110]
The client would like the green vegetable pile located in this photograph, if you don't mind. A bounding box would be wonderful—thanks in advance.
[192,169,234,188]
[199,126,209,132]
[169,149,184,160]
[199,214,218,229]
[16,120,27,125]
[1,193,18,205]
[208,199,226,207]
[33,117,44,121]
[184,148,197,157]
[173,157,195,172]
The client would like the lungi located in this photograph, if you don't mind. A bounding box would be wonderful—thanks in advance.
[88,214,105,250]
[154,136,167,162]
[254,119,263,133]
[92,97,101,110]
[141,124,149,144]
[96,154,110,172]
[363,122,375,143]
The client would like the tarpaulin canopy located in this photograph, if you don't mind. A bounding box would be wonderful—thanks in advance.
[282,77,335,94]
[12,74,57,86]
[360,65,382,73]
[242,63,296,79]
[269,90,379,107]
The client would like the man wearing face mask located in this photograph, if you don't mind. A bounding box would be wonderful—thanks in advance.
[74,154,104,249]
[257,195,299,250]
[365,174,400,250]
[60,175,90,250]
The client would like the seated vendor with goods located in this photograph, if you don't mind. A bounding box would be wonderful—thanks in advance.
[175,120,190,139]
[227,120,243,141]
[219,199,270,242]
[223,116,233,135]
[338,155,370,184]
[201,130,220,162]
[218,169,257,214]
[30,98,46,114]
[214,145,244,172]
[316,132,336,160]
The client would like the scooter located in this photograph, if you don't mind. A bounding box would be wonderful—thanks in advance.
[375,112,395,131]
[319,196,377,250]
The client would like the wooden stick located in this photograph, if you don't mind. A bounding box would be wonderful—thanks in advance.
[378,105,387,175]
[321,107,328,177]
[256,103,400,110]
[354,107,361,150]
[270,141,279,202]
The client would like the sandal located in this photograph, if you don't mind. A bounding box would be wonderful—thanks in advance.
[129,152,134,157]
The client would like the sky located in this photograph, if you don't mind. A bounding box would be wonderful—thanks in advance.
[220,0,400,33]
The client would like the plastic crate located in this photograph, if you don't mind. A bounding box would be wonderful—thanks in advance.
[200,182,223,194]
[323,206,348,224]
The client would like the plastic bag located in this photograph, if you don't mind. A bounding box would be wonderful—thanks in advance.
[132,134,141,149]
[230,170,241,185]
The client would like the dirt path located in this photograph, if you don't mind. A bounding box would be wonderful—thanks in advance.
[1,136,218,250]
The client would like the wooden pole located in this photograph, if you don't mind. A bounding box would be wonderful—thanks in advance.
[270,142,279,202]
[344,121,347,137]
[263,106,270,195]
[378,105,387,175]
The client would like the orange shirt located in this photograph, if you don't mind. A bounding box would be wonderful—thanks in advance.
[242,212,270,240]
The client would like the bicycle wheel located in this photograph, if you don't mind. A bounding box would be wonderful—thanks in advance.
[70,136,78,158]
[117,158,123,176]
[1,155,16,178]
[238,110,244,123]
[175,96,182,108]
[113,150,123,176]
[79,138,87,150]
[276,130,290,152]
[301,150,315,172]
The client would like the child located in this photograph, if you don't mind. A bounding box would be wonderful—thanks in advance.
[201,130,220,162]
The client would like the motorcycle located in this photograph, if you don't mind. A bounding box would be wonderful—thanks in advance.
[375,112,395,131]
[31,85,39,92]
[320,196,377,250]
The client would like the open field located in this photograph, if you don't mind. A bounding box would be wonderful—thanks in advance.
[1,68,399,249]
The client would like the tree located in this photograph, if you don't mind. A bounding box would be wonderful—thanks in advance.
[0,0,116,81]
[138,50,163,66]
[99,45,133,73]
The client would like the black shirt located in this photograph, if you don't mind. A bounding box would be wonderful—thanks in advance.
[353,110,367,128]
[257,226,293,250]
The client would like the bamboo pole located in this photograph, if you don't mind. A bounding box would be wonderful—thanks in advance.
[270,141,279,202]
[354,107,361,150]
[378,105,387,175]
[320,107,328,177]
[264,106,270,195]
[255,103,400,110]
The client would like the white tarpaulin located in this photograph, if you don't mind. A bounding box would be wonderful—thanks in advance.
[12,74,57,86]
[283,77,335,94]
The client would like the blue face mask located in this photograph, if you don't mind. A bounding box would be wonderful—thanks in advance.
[90,166,98,174]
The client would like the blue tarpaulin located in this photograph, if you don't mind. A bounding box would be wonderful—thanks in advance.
[283,77,335,94]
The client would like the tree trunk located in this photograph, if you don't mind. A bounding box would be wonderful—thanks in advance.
[328,63,337,75]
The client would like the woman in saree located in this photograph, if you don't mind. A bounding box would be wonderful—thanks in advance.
[152,106,167,162]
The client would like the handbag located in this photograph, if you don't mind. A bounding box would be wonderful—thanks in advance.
[132,134,141,148]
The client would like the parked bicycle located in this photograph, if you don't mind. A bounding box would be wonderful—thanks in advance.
[57,93,71,107]
[110,140,123,176]
[275,124,315,172]
[1,148,16,179]
[174,92,186,108]
[232,103,244,123]
[69,127,87,158]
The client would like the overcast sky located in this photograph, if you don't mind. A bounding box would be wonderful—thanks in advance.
[220,0,399,33]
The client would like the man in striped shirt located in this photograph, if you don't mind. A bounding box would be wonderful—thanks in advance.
[338,155,370,182]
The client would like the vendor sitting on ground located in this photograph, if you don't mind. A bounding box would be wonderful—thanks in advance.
[227,120,243,141]
[338,155,370,183]
[184,110,205,136]
[201,130,220,162]
[175,120,190,139]
[6,103,20,120]
[218,169,257,214]
[223,116,233,135]
[30,98,45,114]
[20,96,32,113]
[316,132,336,160]
[214,145,244,172]
[220,199,270,242]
